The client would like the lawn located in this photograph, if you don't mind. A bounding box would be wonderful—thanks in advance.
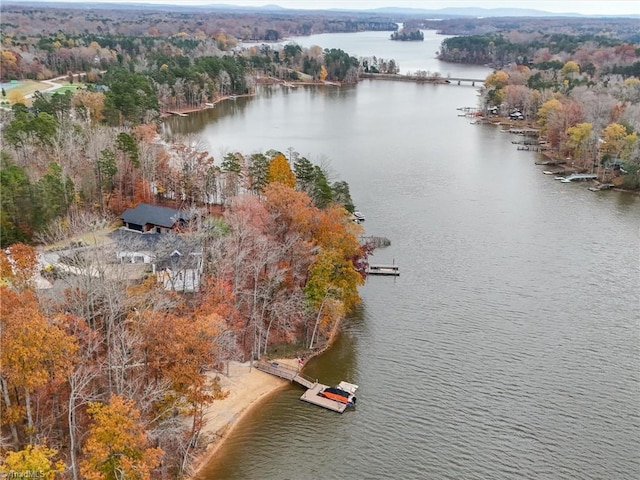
[53,82,86,94]
[4,80,51,98]
[1,80,86,105]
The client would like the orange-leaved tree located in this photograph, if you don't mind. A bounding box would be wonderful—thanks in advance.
[0,286,78,445]
[309,204,365,311]
[139,309,228,475]
[0,242,39,291]
[80,394,163,480]
[267,152,296,188]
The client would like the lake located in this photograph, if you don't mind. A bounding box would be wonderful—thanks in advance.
[165,30,640,480]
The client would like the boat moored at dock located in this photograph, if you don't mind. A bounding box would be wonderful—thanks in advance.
[318,382,358,407]
[254,361,359,413]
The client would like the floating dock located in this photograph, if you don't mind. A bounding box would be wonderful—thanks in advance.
[300,384,349,413]
[366,264,400,276]
[254,361,357,413]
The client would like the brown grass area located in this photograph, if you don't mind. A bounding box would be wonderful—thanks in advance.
[6,80,51,98]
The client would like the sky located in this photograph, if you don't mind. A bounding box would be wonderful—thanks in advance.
[12,0,640,16]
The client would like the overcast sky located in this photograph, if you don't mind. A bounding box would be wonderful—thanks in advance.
[14,0,640,16]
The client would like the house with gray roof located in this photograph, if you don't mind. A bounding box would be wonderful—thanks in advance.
[120,203,190,233]
[110,228,203,292]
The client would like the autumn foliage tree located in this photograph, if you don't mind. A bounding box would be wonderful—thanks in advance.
[0,242,38,291]
[600,122,638,161]
[80,394,163,480]
[565,122,595,168]
[262,183,365,347]
[0,444,65,480]
[267,152,296,188]
[0,285,79,445]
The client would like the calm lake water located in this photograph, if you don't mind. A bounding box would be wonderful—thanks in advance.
[165,31,640,480]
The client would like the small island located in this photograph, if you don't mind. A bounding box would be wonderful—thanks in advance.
[390,28,424,41]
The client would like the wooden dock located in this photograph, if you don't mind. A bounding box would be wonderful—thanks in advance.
[254,361,357,413]
[558,173,598,183]
[517,145,546,152]
[366,264,400,276]
[504,128,539,136]
[300,383,349,413]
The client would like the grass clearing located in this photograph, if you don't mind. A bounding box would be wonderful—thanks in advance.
[2,79,87,105]
[6,80,51,97]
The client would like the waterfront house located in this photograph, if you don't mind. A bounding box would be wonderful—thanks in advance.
[120,203,190,233]
[110,229,203,292]
[155,248,203,292]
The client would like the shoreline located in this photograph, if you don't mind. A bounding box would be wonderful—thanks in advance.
[188,359,296,479]
[160,92,256,118]
[188,311,348,478]
[161,79,345,118]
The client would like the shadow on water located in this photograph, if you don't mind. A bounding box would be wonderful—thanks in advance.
[185,32,639,480]
[302,302,365,386]
[162,96,253,138]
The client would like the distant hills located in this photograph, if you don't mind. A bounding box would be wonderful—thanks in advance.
[370,7,579,17]
[4,1,639,18]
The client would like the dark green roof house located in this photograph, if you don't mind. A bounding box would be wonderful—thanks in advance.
[120,203,190,233]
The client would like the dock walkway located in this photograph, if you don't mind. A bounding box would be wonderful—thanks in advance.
[366,264,400,276]
[254,361,315,389]
[558,173,598,183]
[254,361,356,413]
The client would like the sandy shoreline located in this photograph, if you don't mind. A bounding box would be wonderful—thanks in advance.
[188,359,297,479]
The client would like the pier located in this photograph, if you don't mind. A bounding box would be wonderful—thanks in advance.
[557,173,598,183]
[254,361,357,413]
[517,145,546,152]
[505,128,540,136]
[366,264,400,276]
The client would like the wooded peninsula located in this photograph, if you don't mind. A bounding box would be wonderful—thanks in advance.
[1,3,638,479]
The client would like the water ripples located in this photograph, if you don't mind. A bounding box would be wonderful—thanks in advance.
[199,74,639,480]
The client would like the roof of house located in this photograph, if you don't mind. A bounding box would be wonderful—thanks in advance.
[120,203,190,228]
[156,249,203,271]
[110,229,200,261]
[109,229,163,250]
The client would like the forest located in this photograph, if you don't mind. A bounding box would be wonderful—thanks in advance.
[441,30,640,188]
[1,3,639,478]
[1,7,377,478]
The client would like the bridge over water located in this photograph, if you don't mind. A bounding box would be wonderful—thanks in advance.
[360,72,485,86]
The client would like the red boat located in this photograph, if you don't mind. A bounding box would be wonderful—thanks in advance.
[318,385,357,407]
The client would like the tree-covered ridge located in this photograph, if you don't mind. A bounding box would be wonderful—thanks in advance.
[438,32,636,71]
[431,20,639,191]
[407,16,640,43]
[0,3,397,43]
[479,61,640,189]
